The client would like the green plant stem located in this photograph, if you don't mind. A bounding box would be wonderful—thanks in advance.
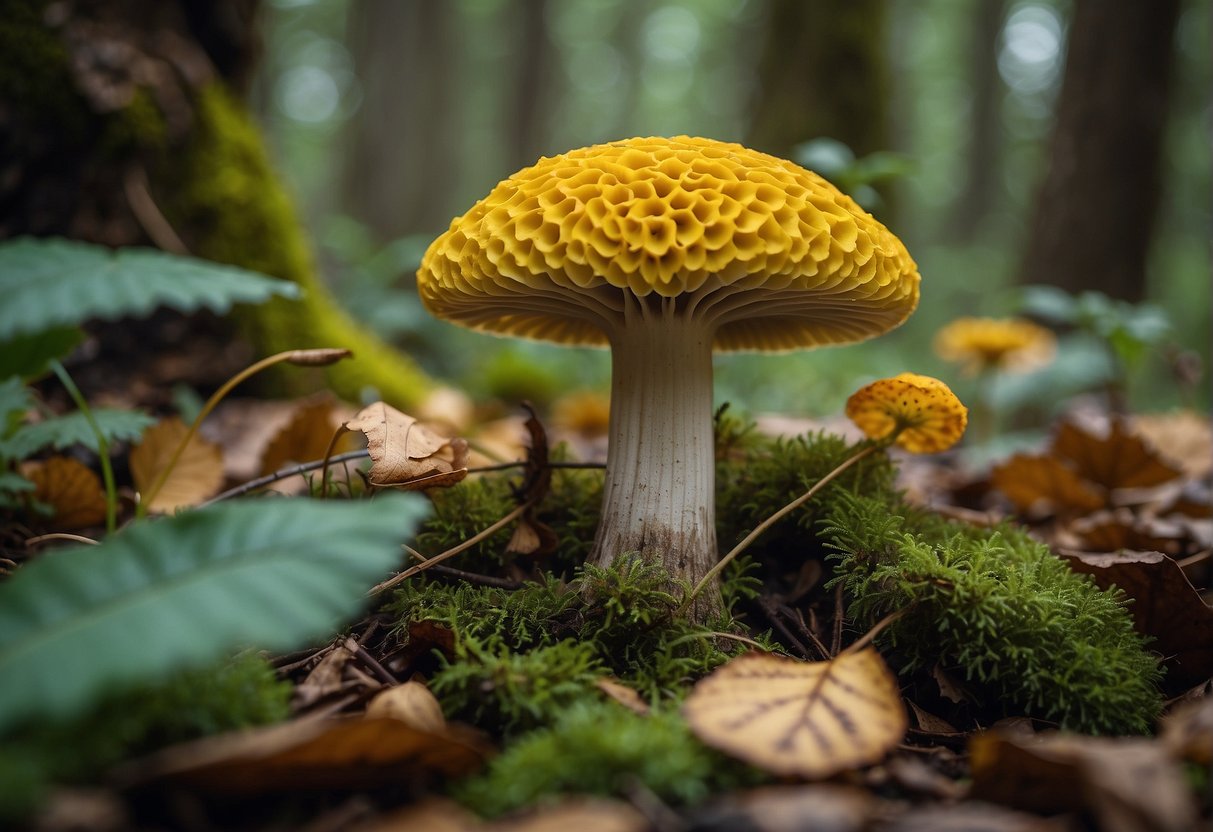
[685,440,888,608]
[50,360,118,534]
[137,351,303,517]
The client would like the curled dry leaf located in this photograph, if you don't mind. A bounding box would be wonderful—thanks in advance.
[683,649,906,778]
[1161,696,1213,765]
[1132,410,1213,479]
[689,785,875,832]
[292,644,354,710]
[345,402,468,489]
[969,730,1197,832]
[22,456,106,529]
[593,678,650,715]
[990,454,1104,515]
[1061,549,1213,691]
[117,715,490,793]
[366,681,446,733]
[259,396,355,477]
[129,417,224,512]
[1052,420,1182,492]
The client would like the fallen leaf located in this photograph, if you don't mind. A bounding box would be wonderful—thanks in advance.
[989,454,1104,515]
[1161,696,1213,765]
[907,700,960,735]
[490,799,649,832]
[1068,510,1179,554]
[259,396,355,476]
[594,678,650,715]
[1132,410,1213,479]
[1052,420,1182,492]
[117,715,490,793]
[1061,550,1213,691]
[883,803,1069,832]
[387,620,457,675]
[688,785,874,832]
[683,649,906,778]
[970,730,1197,832]
[345,402,468,489]
[353,798,479,832]
[22,456,106,529]
[366,681,446,733]
[129,417,224,512]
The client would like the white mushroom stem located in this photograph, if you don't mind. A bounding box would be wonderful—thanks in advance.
[592,305,719,613]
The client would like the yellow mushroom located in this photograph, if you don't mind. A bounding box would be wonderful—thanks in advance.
[845,372,968,454]
[417,137,921,611]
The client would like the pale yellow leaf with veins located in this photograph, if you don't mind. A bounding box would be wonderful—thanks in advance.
[683,648,906,778]
[129,417,224,513]
[345,402,468,489]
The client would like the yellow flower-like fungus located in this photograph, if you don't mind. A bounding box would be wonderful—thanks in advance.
[417,136,923,621]
[846,373,968,453]
[934,317,1056,375]
[419,136,919,351]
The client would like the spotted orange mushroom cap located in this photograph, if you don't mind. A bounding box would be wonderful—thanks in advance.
[418,136,921,351]
[846,372,968,453]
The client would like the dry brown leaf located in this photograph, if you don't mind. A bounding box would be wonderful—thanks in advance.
[366,681,446,733]
[129,417,224,512]
[490,799,649,832]
[970,730,1197,832]
[1061,549,1213,691]
[1132,410,1213,479]
[353,798,480,832]
[989,454,1104,515]
[1161,696,1213,765]
[259,396,355,476]
[594,678,650,715]
[690,785,875,832]
[683,649,906,778]
[345,402,468,489]
[22,456,106,529]
[117,715,490,793]
[1052,419,1182,492]
[1067,510,1180,554]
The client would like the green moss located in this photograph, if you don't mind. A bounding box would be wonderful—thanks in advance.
[454,700,766,818]
[824,494,1163,734]
[0,652,290,822]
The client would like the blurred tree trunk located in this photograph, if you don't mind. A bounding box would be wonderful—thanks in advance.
[0,0,431,405]
[509,0,551,168]
[950,0,1007,240]
[340,0,458,239]
[746,0,891,159]
[1019,0,1180,301]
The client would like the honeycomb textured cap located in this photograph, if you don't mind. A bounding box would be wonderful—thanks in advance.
[418,136,920,351]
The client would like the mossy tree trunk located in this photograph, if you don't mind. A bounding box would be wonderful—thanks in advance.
[0,0,431,406]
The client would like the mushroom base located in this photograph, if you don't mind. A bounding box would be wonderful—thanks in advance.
[591,314,721,620]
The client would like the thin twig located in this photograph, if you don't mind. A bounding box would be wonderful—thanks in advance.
[124,164,189,255]
[202,450,370,506]
[831,583,845,657]
[25,532,100,547]
[757,596,811,659]
[686,442,885,604]
[841,608,909,656]
[782,600,832,660]
[343,637,397,687]
[369,500,534,595]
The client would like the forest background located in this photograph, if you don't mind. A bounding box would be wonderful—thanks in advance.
[254,0,1210,428]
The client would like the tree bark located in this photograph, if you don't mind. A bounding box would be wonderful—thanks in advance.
[1018,0,1181,301]
[746,0,891,159]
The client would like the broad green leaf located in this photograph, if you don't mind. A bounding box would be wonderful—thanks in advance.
[0,471,35,500]
[0,326,84,381]
[0,237,301,339]
[0,377,34,441]
[0,409,156,459]
[0,494,428,730]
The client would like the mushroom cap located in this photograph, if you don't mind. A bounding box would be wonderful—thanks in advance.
[934,316,1057,374]
[845,372,968,453]
[418,136,920,351]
